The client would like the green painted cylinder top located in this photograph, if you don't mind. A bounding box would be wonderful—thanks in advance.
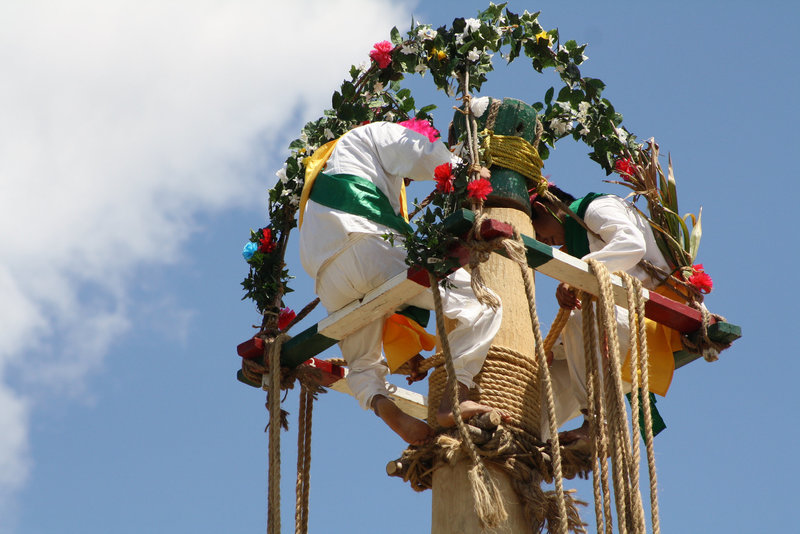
[451,97,539,215]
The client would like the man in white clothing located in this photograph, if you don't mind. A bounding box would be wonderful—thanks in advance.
[530,185,676,442]
[298,120,503,444]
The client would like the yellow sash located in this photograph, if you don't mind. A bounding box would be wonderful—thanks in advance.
[382,313,437,372]
[621,286,682,397]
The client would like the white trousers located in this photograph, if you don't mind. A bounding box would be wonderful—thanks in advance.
[316,234,503,410]
[549,306,631,430]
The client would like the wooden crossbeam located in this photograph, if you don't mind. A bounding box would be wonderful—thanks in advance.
[236,209,740,403]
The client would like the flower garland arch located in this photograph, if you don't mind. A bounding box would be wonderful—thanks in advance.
[241,2,706,331]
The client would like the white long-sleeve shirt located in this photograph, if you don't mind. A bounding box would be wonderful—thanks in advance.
[299,122,455,279]
[582,195,671,289]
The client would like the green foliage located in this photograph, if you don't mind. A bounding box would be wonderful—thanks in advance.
[240,2,679,318]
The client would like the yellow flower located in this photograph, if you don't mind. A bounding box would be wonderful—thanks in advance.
[535,31,551,45]
[428,48,447,61]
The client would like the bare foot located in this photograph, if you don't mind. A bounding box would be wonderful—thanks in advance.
[436,382,510,428]
[558,418,590,445]
[372,395,433,445]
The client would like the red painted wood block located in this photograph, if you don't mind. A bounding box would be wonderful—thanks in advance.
[406,265,432,287]
[302,357,346,387]
[237,337,264,360]
[479,218,514,240]
[644,292,715,334]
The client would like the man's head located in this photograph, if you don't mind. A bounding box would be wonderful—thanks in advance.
[529,184,575,247]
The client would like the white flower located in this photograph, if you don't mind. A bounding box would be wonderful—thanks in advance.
[373,81,384,93]
[414,63,428,75]
[464,18,481,34]
[579,126,590,136]
[549,118,573,137]
[324,128,335,140]
[400,42,417,54]
[290,194,300,206]
[576,101,591,124]
[358,60,370,75]
[384,111,395,121]
[417,27,437,40]
[455,33,465,46]
[616,128,629,144]
[470,96,490,118]
[555,64,565,73]
[276,164,288,184]
[467,48,481,62]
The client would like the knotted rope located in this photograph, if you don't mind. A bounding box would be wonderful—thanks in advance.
[429,270,508,529]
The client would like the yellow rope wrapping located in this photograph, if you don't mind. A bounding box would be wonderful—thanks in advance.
[482,132,545,187]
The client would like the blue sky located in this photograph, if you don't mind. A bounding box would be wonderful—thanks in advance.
[1,1,797,533]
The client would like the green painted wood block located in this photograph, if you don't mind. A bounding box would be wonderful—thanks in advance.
[236,369,261,389]
[673,321,742,368]
[281,323,338,369]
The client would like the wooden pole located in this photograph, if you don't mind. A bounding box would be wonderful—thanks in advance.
[430,207,538,533]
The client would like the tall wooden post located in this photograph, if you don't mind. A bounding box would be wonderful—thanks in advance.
[431,99,542,533]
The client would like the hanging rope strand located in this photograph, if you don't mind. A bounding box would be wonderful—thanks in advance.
[295,386,314,534]
[502,231,569,533]
[428,271,508,529]
[267,334,289,534]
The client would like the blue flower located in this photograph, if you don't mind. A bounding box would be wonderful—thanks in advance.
[242,241,258,260]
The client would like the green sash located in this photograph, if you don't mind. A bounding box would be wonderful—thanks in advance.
[309,173,413,235]
[563,192,606,258]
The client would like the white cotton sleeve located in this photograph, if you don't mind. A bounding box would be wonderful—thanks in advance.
[372,122,455,181]
[582,196,647,273]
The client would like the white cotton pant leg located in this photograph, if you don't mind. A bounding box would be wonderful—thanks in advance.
[315,233,502,411]
[555,305,631,427]
[404,268,502,389]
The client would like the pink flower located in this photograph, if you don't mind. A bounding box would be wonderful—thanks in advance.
[369,40,394,69]
[277,308,296,331]
[467,178,493,201]
[398,118,440,143]
[434,163,454,193]
[687,264,713,293]
[614,157,637,182]
[259,228,277,253]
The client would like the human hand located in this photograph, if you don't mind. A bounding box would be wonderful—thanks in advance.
[479,166,491,180]
[406,354,429,385]
[556,282,581,310]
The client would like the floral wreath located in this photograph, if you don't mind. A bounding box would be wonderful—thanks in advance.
[241,2,709,333]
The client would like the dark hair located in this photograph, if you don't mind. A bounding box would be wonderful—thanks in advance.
[530,184,576,219]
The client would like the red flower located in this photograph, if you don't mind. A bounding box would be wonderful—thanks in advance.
[686,264,713,293]
[369,40,394,69]
[277,307,296,331]
[434,163,454,193]
[614,157,637,182]
[467,178,493,201]
[259,228,277,253]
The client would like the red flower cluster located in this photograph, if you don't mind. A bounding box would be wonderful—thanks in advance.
[369,40,394,69]
[467,178,493,201]
[687,264,713,293]
[259,228,277,253]
[277,307,296,331]
[434,163,454,193]
[614,157,637,182]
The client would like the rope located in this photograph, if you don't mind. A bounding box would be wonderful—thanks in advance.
[502,230,570,534]
[294,385,314,534]
[428,270,508,529]
[482,132,545,186]
[621,274,661,534]
[581,293,613,534]
[267,333,290,534]
[544,307,572,355]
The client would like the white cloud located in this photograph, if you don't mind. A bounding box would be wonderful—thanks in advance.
[0,0,414,508]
